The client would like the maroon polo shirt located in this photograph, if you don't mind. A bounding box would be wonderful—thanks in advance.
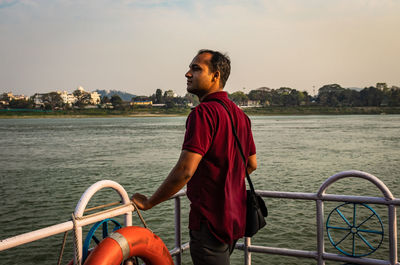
[182,91,256,243]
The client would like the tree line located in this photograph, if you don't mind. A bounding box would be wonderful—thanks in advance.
[229,83,400,107]
[1,83,400,110]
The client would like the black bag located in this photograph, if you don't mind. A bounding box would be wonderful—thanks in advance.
[212,99,268,237]
[245,189,268,237]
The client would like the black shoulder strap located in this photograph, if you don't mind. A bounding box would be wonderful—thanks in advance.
[208,98,256,193]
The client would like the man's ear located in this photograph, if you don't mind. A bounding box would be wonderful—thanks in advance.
[212,71,220,81]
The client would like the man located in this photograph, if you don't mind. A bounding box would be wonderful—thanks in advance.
[132,49,257,265]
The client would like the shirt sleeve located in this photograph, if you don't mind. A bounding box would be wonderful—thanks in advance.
[248,132,256,156]
[182,105,214,156]
[248,117,256,156]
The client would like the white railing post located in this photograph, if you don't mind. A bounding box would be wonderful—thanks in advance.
[244,237,251,265]
[73,180,133,264]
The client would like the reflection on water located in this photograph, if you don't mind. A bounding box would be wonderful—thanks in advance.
[0,115,399,264]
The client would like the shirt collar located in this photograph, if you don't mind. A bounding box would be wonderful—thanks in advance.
[202,91,228,102]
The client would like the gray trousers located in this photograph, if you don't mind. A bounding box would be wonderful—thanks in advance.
[189,223,237,265]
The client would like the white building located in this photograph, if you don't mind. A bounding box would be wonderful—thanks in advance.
[57,91,77,106]
[89,91,101,105]
[2,92,29,101]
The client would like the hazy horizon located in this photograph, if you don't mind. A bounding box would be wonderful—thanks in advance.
[1,0,399,97]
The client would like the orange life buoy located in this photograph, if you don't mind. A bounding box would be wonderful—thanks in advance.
[83,226,174,265]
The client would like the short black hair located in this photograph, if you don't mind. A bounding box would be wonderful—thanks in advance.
[197,49,231,88]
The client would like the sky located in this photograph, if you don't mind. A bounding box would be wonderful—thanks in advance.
[1,0,399,97]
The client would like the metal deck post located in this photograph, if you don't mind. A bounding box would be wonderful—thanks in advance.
[174,196,182,265]
[316,199,325,265]
[389,204,398,264]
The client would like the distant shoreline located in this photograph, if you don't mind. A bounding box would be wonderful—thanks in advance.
[1,106,400,118]
[243,106,400,116]
[0,113,184,119]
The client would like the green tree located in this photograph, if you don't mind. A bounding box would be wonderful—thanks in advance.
[297,91,312,105]
[184,93,199,106]
[73,89,83,100]
[229,91,248,106]
[360,87,384,106]
[41,92,64,110]
[270,89,282,106]
[0,93,10,102]
[171,95,188,106]
[101,96,110,104]
[318,84,343,94]
[317,84,345,106]
[288,89,301,106]
[9,98,34,109]
[248,87,271,106]
[165,101,176,108]
[155,89,163,103]
[110,94,123,109]
[163,90,175,99]
[276,87,296,106]
[73,89,91,108]
[388,88,400,106]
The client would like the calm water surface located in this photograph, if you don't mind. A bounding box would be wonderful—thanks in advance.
[0,115,399,264]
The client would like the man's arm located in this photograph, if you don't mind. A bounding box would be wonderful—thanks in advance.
[247,154,257,174]
[132,150,202,210]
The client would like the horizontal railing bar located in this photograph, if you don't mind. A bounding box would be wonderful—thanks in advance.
[69,189,399,206]
[170,242,190,256]
[323,252,391,265]
[0,204,135,252]
[257,191,317,200]
[0,191,189,253]
[0,220,72,252]
[257,190,400,205]
[236,244,317,259]
[237,244,392,265]
[323,194,400,205]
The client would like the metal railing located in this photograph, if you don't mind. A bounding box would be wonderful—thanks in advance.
[171,171,399,265]
[0,180,135,265]
[0,170,398,265]
[237,170,399,265]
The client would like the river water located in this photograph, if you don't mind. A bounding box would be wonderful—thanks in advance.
[0,115,399,264]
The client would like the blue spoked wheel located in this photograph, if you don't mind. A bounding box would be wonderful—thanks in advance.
[82,218,122,262]
[326,202,384,257]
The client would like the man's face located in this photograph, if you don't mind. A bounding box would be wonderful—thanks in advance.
[185,53,215,96]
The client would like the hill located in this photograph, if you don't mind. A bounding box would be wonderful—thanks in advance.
[95,89,136,101]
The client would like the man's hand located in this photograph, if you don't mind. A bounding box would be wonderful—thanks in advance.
[131,193,153,210]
